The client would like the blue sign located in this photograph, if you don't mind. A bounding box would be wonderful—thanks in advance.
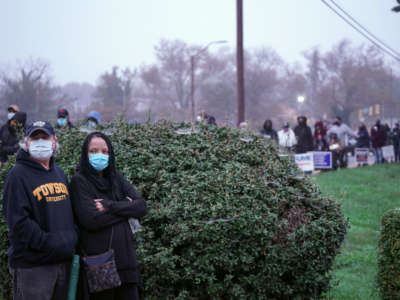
[312,151,332,169]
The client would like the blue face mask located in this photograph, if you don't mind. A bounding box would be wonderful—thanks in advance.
[57,118,67,127]
[89,153,109,171]
[88,120,97,129]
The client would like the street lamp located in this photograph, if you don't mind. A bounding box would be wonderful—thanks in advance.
[190,40,228,123]
[297,95,305,116]
[297,95,305,103]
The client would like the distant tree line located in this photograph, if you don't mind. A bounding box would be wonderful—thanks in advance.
[0,39,399,128]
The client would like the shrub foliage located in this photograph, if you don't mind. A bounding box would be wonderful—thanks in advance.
[378,208,400,300]
[0,121,348,299]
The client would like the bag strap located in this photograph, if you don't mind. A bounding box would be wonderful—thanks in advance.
[80,226,114,256]
[108,226,114,250]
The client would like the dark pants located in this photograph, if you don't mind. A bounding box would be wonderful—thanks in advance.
[90,283,139,300]
[394,143,400,162]
[10,263,70,300]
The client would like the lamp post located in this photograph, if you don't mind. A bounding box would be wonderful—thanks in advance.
[190,40,228,123]
[297,95,305,116]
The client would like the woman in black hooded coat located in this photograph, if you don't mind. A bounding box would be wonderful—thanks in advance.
[70,131,148,300]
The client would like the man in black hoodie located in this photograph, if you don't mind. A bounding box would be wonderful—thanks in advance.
[294,116,314,154]
[2,120,77,300]
[0,111,27,164]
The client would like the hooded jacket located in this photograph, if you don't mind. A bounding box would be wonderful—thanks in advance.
[0,112,27,162]
[69,132,148,286]
[294,116,314,154]
[260,120,278,143]
[2,149,78,268]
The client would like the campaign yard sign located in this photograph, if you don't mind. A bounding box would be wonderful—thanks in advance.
[382,145,395,162]
[294,153,314,172]
[313,152,332,169]
[355,148,369,163]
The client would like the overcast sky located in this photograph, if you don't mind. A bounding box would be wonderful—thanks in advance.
[1,0,399,85]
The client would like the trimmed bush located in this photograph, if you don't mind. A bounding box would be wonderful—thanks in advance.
[0,121,348,299]
[378,208,400,299]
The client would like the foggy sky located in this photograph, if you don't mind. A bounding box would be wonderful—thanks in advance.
[1,0,399,84]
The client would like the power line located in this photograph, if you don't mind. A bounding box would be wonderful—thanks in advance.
[329,0,400,58]
[320,0,400,62]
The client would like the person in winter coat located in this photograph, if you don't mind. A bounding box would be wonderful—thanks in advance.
[56,108,74,129]
[0,111,27,163]
[277,122,297,151]
[294,116,313,154]
[326,116,356,147]
[313,121,328,151]
[6,104,20,120]
[260,119,278,143]
[70,131,148,300]
[2,120,78,300]
[370,120,386,164]
[383,123,392,146]
[391,122,400,162]
[355,123,370,148]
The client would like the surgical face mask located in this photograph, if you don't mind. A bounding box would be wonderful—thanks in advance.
[57,118,67,127]
[7,112,15,120]
[89,153,109,171]
[88,120,97,129]
[28,139,54,161]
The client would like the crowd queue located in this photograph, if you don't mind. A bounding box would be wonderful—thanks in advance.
[0,103,399,299]
[259,115,400,169]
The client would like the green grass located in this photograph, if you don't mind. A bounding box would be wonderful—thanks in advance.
[313,163,400,300]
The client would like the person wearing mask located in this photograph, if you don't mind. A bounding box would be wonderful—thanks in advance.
[277,122,297,151]
[313,121,328,151]
[86,111,101,129]
[370,120,386,164]
[0,111,27,164]
[2,121,78,300]
[294,116,313,154]
[7,104,20,121]
[260,119,278,143]
[56,108,74,129]
[70,132,148,300]
[392,123,400,162]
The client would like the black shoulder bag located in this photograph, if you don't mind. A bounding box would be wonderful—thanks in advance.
[81,227,121,293]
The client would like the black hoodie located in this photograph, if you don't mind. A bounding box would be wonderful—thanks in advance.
[2,149,78,268]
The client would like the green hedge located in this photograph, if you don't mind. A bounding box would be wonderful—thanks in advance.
[0,121,348,299]
[378,208,400,299]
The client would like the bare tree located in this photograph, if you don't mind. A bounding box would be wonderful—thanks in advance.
[0,58,63,122]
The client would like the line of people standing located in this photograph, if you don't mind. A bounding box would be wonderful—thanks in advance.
[260,116,400,168]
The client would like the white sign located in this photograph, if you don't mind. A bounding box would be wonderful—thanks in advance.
[382,145,395,162]
[355,148,369,163]
[294,153,314,172]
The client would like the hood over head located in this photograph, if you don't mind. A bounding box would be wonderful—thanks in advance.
[87,111,101,124]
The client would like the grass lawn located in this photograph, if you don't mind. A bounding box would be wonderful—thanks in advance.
[313,163,400,300]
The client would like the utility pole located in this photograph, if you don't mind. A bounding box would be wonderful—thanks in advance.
[236,0,245,126]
